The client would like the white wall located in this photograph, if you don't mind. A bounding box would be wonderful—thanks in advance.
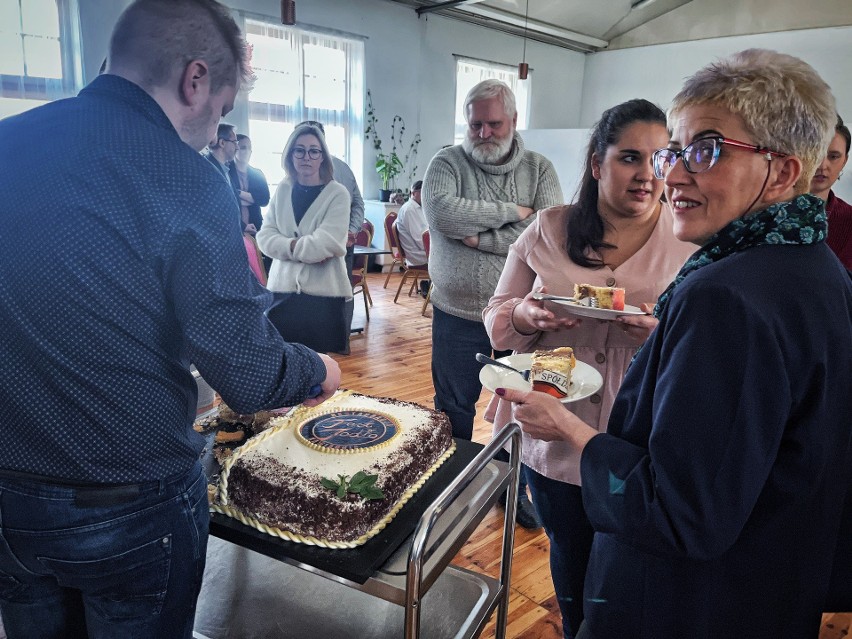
[580,25,852,202]
[521,129,591,202]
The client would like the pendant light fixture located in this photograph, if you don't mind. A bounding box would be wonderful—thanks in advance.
[281,0,296,25]
[518,0,530,79]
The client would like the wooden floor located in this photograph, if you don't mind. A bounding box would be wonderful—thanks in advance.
[336,270,850,639]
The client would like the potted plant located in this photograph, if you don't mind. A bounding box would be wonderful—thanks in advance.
[365,90,420,202]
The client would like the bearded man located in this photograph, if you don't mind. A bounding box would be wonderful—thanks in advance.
[421,79,562,528]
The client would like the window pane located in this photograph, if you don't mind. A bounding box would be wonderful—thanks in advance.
[22,0,59,38]
[303,44,345,110]
[248,31,294,74]
[0,31,24,75]
[0,0,21,34]
[248,120,294,189]
[247,29,299,105]
[0,97,46,118]
[250,68,299,106]
[322,124,345,158]
[23,35,61,78]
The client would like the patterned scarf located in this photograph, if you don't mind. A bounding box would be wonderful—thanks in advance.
[653,194,827,320]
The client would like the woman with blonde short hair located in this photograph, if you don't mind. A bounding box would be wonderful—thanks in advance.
[497,49,852,639]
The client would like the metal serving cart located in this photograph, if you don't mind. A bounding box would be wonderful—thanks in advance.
[193,423,521,639]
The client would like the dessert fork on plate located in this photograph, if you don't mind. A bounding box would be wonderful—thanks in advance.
[532,292,599,307]
[475,353,531,381]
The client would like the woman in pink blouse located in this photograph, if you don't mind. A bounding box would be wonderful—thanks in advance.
[482,99,694,639]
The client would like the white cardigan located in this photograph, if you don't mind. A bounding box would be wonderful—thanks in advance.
[257,180,352,299]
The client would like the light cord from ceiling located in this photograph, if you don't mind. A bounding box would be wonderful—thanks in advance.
[519,0,530,79]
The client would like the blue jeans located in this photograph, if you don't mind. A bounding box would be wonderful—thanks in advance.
[431,307,510,440]
[0,462,209,639]
[526,466,595,639]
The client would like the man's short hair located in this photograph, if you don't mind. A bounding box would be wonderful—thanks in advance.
[463,79,517,120]
[109,0,252,93]
[411,180,423,191]
[210,123,235,149]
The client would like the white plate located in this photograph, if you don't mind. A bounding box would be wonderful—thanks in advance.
[549,299,646,320]
[479,353,603,404]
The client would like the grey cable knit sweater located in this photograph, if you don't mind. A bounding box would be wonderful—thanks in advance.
[422,133,563,321]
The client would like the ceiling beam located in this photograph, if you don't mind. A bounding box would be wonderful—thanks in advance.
[416,0,487,15]
[459,4,608,49]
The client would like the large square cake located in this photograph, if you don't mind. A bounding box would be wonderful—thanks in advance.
[213,392,455,548]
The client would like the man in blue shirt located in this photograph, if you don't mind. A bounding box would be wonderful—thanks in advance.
[0,1,340,637]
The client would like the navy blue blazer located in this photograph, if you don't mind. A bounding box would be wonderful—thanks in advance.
[579,243,852,638]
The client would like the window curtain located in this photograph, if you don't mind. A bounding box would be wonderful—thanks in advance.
[243,17,364,180]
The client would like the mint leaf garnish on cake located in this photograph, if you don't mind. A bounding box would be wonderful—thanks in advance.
[321,472,386,501]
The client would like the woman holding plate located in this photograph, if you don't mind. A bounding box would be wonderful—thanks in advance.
[497,50,852,638]
[482,99,694,639]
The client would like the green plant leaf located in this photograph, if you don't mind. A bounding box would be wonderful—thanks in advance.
[320,477,339,491]
[337,484,346,499]
[362,487,385,500]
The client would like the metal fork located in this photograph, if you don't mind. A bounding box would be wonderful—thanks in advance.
[475,353,531,381]
[532,292,599,307]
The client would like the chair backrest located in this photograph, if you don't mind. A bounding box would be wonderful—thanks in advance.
[390,220,408,263]
[422,229,430,259]
[351,227,372,286]
[384,212,401,259]
[243,234,267,285]
[361,219,374,241]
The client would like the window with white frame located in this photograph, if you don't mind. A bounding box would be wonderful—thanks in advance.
[454,57,530,144]
[0,0,82,119]
[244,18,364,190]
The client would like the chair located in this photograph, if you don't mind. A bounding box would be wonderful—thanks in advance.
[382,211,404,289]
[421,229,432,316]
[361,219,374,241]
[243,234,267,285]
[389,220,430,304]
[351,226,373,321]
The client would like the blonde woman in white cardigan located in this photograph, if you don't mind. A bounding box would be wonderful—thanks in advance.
[257,123,351,299]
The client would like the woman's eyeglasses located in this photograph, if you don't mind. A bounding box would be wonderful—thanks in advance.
[652,137,786,179]
[292,147,323,160]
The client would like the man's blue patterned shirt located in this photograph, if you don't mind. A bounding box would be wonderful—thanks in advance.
[0,75,325,482]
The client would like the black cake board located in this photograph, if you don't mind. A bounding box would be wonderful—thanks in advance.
[208,438,483,585]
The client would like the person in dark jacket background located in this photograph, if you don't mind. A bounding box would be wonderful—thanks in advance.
[230,133,270,236]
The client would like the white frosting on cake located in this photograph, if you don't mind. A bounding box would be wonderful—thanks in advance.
[213,391,455,548]
[236,394,427,480]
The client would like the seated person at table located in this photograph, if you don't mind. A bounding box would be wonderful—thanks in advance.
[396,180,429,295]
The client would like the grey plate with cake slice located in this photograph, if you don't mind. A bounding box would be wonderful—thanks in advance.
[479,353,603,403]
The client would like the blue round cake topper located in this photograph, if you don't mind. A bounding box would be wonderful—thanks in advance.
[299,410,399,450]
